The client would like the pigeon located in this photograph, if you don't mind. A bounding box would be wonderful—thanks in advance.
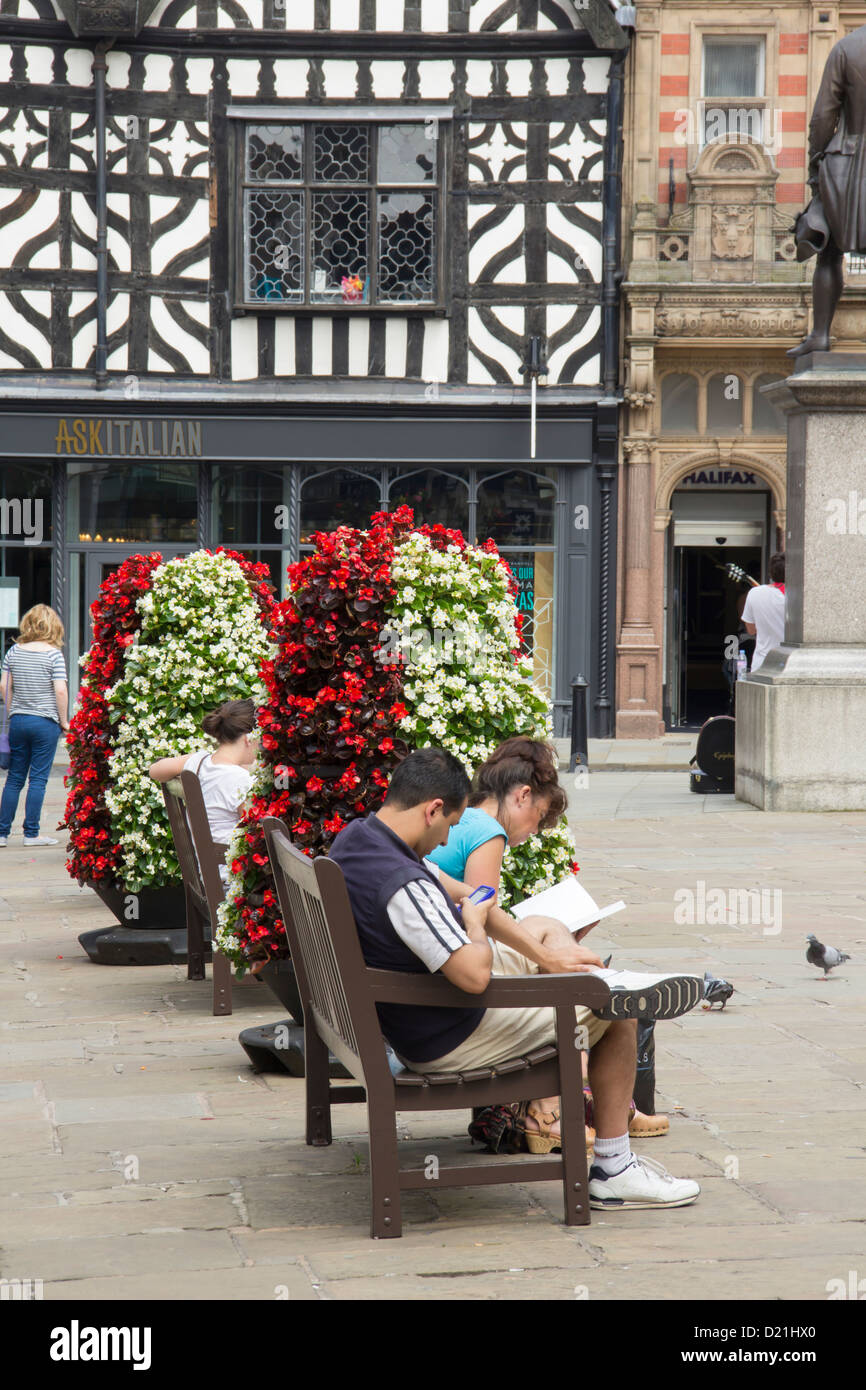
[702,970,734,1010]
[806,934,850,979]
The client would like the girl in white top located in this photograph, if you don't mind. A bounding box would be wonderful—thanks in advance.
[149,699,257,859]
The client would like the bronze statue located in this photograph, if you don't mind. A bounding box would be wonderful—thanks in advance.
[789,24,866,357]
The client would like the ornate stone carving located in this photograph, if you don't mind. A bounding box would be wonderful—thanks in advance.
[56,0,160,35]
[623,439,652,464]
[714,152,753,171]
[655,447,786,514]
[656,305,807,336]
[711,206,754,260]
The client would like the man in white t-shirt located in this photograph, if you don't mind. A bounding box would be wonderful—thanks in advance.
[742,552,786,672]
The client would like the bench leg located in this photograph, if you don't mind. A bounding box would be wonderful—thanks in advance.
[368,1106,402,1239]
[211,948,232,1017]
[557,1005,591,1227]
[305,1025,332,1147]
[186,899,206,982]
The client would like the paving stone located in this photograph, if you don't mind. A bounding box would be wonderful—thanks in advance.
[0,1194,241,1242]
[42,1265,319,1301]
[0,1230,243,1280]
[0,773,863,1299]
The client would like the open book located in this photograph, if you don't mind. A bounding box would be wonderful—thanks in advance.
[510,876,625,935]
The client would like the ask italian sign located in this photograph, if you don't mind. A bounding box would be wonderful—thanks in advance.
[0,412,594,464]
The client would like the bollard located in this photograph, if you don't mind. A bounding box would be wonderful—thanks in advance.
[569,674,589,774]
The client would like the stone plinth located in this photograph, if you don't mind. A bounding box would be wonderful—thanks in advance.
[736,356,866,810]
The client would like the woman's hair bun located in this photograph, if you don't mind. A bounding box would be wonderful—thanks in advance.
[201,698,256,743]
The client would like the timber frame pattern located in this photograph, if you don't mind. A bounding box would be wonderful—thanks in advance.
[0,0,627,389]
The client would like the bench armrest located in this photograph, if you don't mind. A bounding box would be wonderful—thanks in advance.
[366,968,611,1010]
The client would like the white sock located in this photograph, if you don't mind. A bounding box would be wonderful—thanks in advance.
[593,1133,632,1176]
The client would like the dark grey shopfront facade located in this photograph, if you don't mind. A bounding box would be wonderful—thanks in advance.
[0,400,618,738]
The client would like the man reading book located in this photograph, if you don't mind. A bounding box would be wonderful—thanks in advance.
[328,747,701,1211]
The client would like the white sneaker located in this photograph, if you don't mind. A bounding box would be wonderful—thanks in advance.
[588,1154,700,1210]
[23,836,58,847]
[0,836,7,847]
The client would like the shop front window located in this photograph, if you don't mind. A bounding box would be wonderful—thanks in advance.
[214,464,289,550]
[67,462,198,543]
[386,468,469,531]
[476,469,556,547]
[0,462,54,660]
[300,466,383,542]
[475,470,557,700]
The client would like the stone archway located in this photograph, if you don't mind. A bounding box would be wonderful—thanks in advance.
[655,448,786,540]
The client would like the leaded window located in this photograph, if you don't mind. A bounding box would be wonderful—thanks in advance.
[240,120,441,308]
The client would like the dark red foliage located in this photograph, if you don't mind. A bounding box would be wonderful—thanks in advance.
[225,510,414,964]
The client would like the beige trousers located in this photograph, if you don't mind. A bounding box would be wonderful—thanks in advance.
[406,940,610,1073]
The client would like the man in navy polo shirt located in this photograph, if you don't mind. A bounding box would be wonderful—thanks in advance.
[329,747,700,1211]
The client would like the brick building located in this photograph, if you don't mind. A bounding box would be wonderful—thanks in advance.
[617,1,866,734]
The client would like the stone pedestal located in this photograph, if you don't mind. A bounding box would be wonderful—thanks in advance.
[736,355,866,810]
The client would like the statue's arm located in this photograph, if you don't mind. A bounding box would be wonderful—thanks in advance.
[808,43,847,186]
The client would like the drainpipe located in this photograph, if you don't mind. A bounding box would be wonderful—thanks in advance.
[602,49,626,397]
[92,39,114,389]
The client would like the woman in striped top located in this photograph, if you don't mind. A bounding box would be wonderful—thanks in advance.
[0,605,69,848]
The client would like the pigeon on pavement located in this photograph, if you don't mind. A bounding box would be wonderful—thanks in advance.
[806,934,851,979]
[702,970,734,1009]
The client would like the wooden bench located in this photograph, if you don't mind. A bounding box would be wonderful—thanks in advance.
[161,772,233,1016]
[263,815,612,1239]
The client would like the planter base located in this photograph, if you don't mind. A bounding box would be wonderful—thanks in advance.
[238,1022,404,1083]
[77,924,207,966]
[239,1021,319,1078]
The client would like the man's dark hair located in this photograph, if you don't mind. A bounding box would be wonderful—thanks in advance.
[769,552,785,583]
[384,747,471,813]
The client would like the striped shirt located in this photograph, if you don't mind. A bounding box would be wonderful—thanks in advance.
[1,645,67,723]
[386,872,474,974]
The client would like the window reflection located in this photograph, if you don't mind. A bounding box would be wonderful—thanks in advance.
[707,374,744,434]
[67,462,198,543]
[215,465,288,546]
[300,467,382,541]
[386,470,468,530]
[752,375,786,434]
[661,374,698,433]
[476,470,555,547]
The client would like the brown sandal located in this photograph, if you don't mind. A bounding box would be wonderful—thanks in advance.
[520,1104,595,1157]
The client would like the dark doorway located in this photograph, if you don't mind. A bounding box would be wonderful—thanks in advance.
[671,545,761,729]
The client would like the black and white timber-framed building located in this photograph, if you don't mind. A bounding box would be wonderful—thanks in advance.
[0,0,629,736]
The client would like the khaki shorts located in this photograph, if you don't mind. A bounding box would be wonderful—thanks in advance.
[406,940,611,1074]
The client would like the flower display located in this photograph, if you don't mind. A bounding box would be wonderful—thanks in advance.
[217,507,579,972]
[63,553,163,884]
[63,549,276,893]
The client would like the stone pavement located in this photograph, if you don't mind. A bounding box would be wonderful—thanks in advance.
[1,767,864,1302]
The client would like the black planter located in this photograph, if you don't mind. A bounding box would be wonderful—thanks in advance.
[258,957,304,1024]
[78,878,194,966]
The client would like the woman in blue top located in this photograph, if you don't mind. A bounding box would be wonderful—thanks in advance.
[429,737,668,1150]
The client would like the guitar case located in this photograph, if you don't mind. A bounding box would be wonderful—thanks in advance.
[689,715,736,794]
